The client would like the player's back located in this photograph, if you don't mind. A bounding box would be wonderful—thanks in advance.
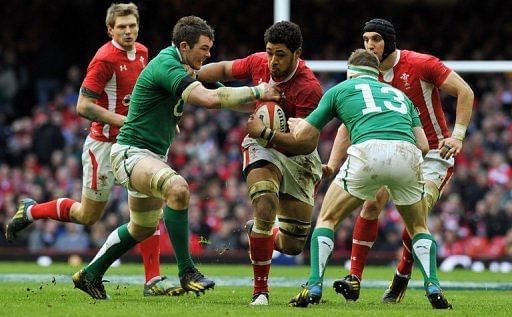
[333,75,418,145]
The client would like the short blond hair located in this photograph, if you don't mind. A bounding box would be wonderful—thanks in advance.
[105,2,139,28]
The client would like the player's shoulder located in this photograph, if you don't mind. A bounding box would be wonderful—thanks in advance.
[401,49,440,65]
[94,41,117,60]
[135,42,148,54]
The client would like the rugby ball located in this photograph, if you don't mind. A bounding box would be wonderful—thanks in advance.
[254,101,286,147]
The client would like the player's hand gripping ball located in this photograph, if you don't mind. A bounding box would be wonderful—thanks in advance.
[254,101,286,147]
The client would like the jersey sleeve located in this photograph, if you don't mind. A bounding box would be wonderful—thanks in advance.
[231,54,256,80]
[420,54,452,87]
[154,63,191,96]
[305,88,337,130]
[81,59,114,98]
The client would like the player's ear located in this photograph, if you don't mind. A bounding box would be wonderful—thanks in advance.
[107,27,113,38]
[294,47,302,59]
[179,41,190,52]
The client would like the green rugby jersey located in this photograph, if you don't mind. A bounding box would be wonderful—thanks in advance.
[306,75,421,145]
[117,46,191,155]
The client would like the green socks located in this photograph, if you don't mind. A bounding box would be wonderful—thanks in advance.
[163,206,194,276]
[307,227,335,286]
[85,223,137,279]
[412,233,440,287]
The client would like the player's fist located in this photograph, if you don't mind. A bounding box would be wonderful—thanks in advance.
[253,83,281,102]
[246,114,266,139]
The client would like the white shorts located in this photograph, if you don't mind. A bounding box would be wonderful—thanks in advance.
[110,143,169,198]
[334,140,425,205]
[242,137,322,206]
[81,135,115,202]
[422,149,454,191]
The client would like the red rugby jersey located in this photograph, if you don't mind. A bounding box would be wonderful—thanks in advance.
[82,40,148,142]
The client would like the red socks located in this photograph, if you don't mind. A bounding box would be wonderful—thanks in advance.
[140,230,161,283]
[350,216,379,280]
[249,234,274,294]
[29,198,75,222]
[396,228,414,276]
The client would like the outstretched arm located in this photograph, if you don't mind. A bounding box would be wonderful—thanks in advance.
[182,81,280,112]
[196,61,236,82]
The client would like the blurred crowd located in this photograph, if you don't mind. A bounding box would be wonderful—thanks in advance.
[1,0,512,261]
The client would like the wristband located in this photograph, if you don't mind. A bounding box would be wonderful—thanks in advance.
[452,124,467,141]
[260,127,276,142]
[250,84,264,99]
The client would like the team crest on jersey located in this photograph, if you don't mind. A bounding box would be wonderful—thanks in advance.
[400,73,411,90]
[122,94,131,106]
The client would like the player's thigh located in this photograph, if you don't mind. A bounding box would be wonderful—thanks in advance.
[422,150,454,191]
[360,186,389,219]
[318,182,363,227]
[82,136,115,202]
[395,199,429,236]
[129,157,170,197]
[245,161,282,188]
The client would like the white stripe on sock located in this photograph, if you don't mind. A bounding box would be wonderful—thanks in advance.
[89,227,122,265]
[353,239,374,248]
[317,236,334,278]
[56,198,64,220]
[412,238,433,277]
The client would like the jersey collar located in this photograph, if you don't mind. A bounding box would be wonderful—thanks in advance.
[112,40,136,61]
[172,44,184,63]
[269,60,300,86]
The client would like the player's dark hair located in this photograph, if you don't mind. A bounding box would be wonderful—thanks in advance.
[348,49,380,70]
[106,2,139,28]
[172,16,215,48]
[363,18,396,61]
[264,21,302,53]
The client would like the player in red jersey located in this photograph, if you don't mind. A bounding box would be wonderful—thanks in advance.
[197,21,323,305]
[328,18,474,304]
[5,3,181,297]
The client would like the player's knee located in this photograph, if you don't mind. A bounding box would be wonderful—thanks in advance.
[149,167,185,199]
[167,179,190,205]
[248,179,279,213]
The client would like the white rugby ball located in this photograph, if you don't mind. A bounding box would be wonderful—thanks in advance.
[254,101,286,147]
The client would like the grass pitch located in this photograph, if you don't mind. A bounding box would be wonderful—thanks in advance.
[0,261,511,317]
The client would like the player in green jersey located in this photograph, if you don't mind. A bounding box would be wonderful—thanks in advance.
[247,49,451,309]
[72,15,280,300]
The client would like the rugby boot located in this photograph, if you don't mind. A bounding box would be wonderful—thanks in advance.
[333,274,360,301]
[5,198,36,242]
[143,276,185,296]
[180,267,215,296]
[381,273,410,303]
[289,282,322,307]
[426,283,452,309]
[72,269,110,300]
